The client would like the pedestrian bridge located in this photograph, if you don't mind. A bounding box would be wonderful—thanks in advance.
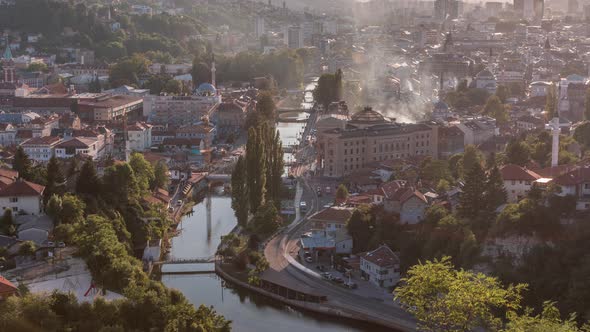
[206,173,231,182]
[157,258,216,274]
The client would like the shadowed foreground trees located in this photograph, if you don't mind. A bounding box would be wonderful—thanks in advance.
[396,257,589,332]
[0,290,230,332]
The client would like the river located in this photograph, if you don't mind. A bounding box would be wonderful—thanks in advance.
[162,196,389,332]
[162,79,389,331]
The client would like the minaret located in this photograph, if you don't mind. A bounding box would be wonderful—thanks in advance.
[551,117,560,167]
[210,53,216,87]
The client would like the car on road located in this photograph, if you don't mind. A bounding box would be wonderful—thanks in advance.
[299,201,307,212]
[332,277,344,283]
[321,272,332,280]
[344,281,357,289]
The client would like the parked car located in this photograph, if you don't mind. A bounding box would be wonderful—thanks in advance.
[305,256,313,263]
[57,242,66,248]
[177,200,183,206]
[332,277,344,283]
[321,272,332,280]
[344,281,358,289]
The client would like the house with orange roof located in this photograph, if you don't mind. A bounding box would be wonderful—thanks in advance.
[0,179,45,215]
[0,276,17,299]
[553,166,590,210]
[500,164,543,202]
[377,180,428,224]
[360,245,400,288]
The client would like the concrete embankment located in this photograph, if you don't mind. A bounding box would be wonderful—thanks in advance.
[214,261,414,332]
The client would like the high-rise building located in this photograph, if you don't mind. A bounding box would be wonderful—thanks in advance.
[568,0,578,13]
[255,16,265,39]
[286,26,303,49]
[515,0,543,20]
[434,0,460,20]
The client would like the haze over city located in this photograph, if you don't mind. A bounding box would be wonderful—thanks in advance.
[0,0,589,331]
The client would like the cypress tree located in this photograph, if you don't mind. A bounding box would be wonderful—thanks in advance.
[44,156,65,203]
[246,127,266,213]
[458,162,486,221]
[13,146,32,180]
[231,156,249,226]
[76,159,100,196]
[485,165,507,213]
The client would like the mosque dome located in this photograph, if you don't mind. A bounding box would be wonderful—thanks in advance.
[196,83,217,96]
[433,100,449,110]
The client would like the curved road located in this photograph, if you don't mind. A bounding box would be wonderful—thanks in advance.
[264,177,416,331]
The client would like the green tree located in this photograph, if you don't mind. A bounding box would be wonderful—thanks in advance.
[503,301,585,332]
[505,140,531,166]
[0,209,14,235]
[231,156,249,226]
[152,161,169,190]
[423,205,450,225]
[396,257,526,332]
[256,91,276,121]
[573,121,590,149]
[485,165,507,212]
[19,241,37,256]
[264,127,283,210]
[76,159,100,196]
[313,70,343,108]
[13,146,32,180]
[246,126,266,214]
[335,184,349,203]
[459,145,482,179]
[585,89,590,121]
[109,54,150,87]
[496,85,509,103]
[347,207,373,253]
[545,83,557,120]
[250,201,280,236]
[458,162,487,221]
[191,60,210,86]
[44,156,65,204]
[129,152,155,194]
[102,163,141,205]
[163,79,182,95]
[483,95,509,124]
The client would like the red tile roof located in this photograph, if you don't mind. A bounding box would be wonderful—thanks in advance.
[309,207,354,224]
[0,168,18,180]
[379,180,407,199]
[361,245,399,267]
[0,180,45,197]
[500,164,541,181]
[21,136,61,146]
[0,276,17,297]
[553,167,590,186]
[399,188,428,204]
